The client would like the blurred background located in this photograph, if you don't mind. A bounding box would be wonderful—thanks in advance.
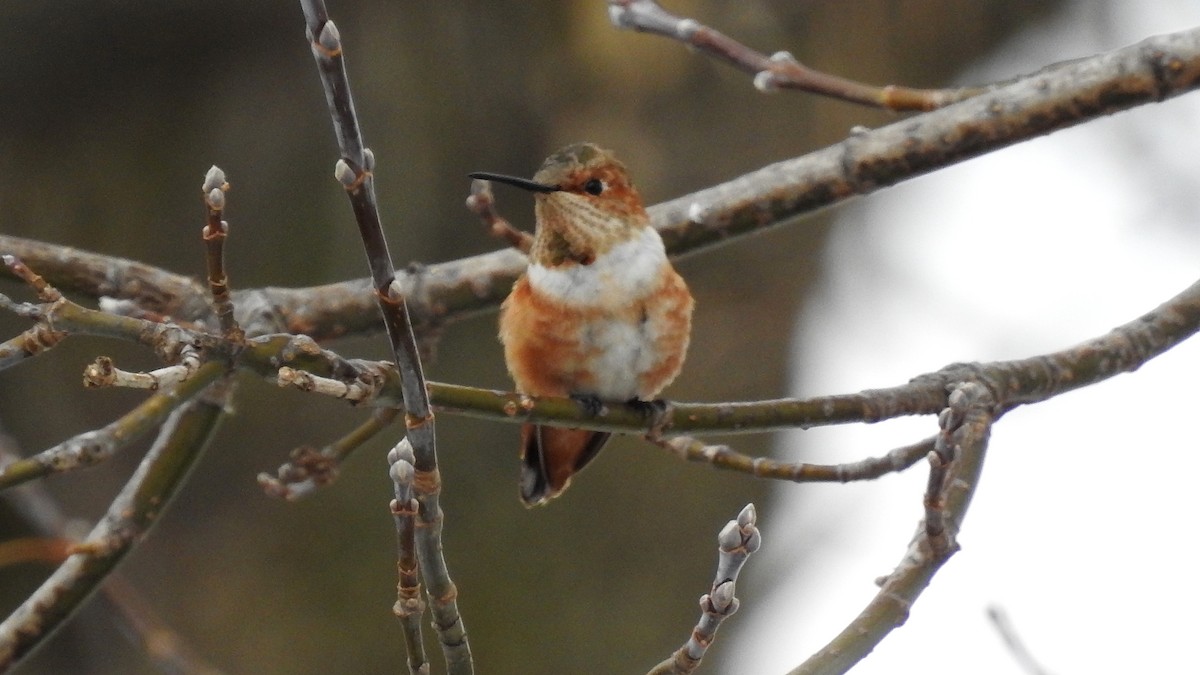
[5,1,1189,673]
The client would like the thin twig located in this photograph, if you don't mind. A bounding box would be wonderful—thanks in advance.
[6,28,1200,336]
[647,504,761,675]
[82,346,203,390]
[201,166,243,342]
[258,407,400,499]
[924,389,972,555]
[0,382,230,670]
[787,382,995,675]
[0,450,227,675]
[655,435,933,483]
[0,321,65,370]
[606,0,977,110]
[0,361,226,490]
[465,178,532,253]
[986,605,1057,675]
[0,240,210,321]
[298,2,471,671]
[0,259,201,368]
[0,256,69,368]
[388,439,428,675]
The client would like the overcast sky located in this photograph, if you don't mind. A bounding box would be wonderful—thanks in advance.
[724,2,1200,673]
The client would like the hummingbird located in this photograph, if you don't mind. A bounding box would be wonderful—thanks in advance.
[469,143,693,506]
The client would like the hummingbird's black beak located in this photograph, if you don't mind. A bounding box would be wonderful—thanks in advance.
[468,172,560,193]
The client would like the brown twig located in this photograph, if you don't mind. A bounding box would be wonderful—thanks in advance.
[201,166,243,343]
[2,255,62,303]
[466,178,533,253]
[0,361,226,491]
[298,2,471,671]
[6,28,1200,340]
[0,427,226,675]
[0,256,70,368]
[647,504,761,675]
[606,0,980,110]
[387,439,428,675]
[656,435,933,483]
[0,240,210,321]
[787,382,995,675]
[0,320,66,370]
[0,381,230,669]
[0,259,201,367]
[924,389,971,555]
[257,407,400,500]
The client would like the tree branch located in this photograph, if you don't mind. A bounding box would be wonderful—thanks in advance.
[0,361,226,490]
[648,504,761,675]
[4,269,1195,446]
[606,0,978,109]
[387,439,428,675]
[787,382,995,675]
[5,28,1200,342]
[298,2,471,671]
[0,383,229,668]
[200,166,243,343]
[0,439,227,675]
[654,435,934,484]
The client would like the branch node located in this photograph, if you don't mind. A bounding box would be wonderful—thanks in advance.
[314,20,342,56]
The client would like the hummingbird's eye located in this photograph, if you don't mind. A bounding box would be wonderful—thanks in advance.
[582,178,604,196]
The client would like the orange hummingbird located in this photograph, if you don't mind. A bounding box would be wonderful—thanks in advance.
[469,143,693,506]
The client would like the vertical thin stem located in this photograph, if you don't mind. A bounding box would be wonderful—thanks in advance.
[297,2,471,671]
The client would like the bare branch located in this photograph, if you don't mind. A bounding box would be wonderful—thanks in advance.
[656,435,933,483]
[0,382,229,668]
[0,256,69,368]
[388,439,428,675]
[606,0,976,110]
[0,320,65,369]
[654,27,1200,259]
[0,440,227,675]
[0,263,203,369]
[787,382,995,675]
[987,605,1057,675]
[4,29,1199,344]
[0,238,210,320]
[0,361,226,490]
[298,2,470,671]
[2,255,62,303]
[257,407,399,499]
[466,178,532,253]
[200,166,243,342]
[82,346,202,390]
[275,364,385,402]
[648,504,761,675]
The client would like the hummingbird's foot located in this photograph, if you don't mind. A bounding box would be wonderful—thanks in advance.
[569,393,606,418]
[628,398,672,441]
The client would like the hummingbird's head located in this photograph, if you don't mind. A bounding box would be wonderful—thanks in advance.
[470,143,649,267]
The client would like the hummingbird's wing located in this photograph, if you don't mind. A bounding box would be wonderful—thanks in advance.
[519,425,611,506]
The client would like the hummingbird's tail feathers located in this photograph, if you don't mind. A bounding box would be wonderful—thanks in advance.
[519,425,611,506]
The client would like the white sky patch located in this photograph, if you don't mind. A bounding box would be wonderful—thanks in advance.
[722,2,1200,673]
